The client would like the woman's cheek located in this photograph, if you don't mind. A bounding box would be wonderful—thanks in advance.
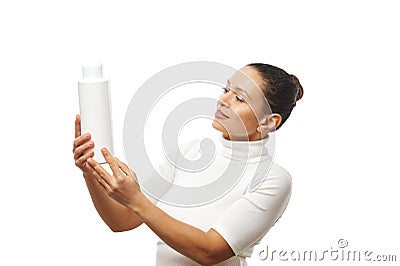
[239,111,259,132]
[229,115,250,135]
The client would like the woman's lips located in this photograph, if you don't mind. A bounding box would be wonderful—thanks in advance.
[215,109,229,119]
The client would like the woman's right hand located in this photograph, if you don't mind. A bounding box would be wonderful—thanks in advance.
[73,115,95,173]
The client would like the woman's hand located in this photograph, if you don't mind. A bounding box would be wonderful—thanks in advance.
[73,115,95,173]
[86,144,234,265]
[72,115,144,232]
[87,148,141,210]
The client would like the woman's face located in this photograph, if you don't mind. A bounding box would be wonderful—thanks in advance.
[212,66,268,141]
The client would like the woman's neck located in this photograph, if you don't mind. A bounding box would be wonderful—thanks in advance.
[222,131,262,141]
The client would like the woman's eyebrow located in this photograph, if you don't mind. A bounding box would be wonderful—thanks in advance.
[227,79,252,100]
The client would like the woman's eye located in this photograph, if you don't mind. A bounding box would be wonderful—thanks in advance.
[222,87,229,93]
[235,95,244,102]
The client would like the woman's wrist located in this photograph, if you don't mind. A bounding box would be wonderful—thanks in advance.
[128,191,150,218]
[82,171,91,180]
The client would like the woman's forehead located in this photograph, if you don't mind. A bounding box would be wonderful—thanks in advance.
[229,67,267,105]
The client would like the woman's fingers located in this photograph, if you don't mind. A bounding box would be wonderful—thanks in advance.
[73,139,94,160]
[75,150,94,168]
[87,157,113,186]
[117,159,130,175]
[73,115,93,170]
[100,147,120,176]
[74,115,98,174]
[89,165,112,192]
[75,114,81,138]
[73,132,91,151]
[117,159,139,183]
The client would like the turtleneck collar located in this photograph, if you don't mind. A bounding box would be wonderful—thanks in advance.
[218,135,270,162]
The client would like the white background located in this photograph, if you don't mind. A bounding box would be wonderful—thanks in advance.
[1,0,399,265]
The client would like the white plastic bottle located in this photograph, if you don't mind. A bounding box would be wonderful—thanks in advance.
[78,63,114,164]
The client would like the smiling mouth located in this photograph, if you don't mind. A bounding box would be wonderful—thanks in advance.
[215,110,229,119]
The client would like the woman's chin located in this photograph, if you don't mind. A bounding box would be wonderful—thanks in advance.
[212,119,224,132]
[212,120,231,140]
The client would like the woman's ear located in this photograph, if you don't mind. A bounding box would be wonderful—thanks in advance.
[257,114,282,135]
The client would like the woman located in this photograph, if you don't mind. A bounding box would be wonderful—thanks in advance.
[73,63,303,265]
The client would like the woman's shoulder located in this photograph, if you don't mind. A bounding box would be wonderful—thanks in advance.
[269,161,292,180]
[268,161,292,189]
[248,160,292,193]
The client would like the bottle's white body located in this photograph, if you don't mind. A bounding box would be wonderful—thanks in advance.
[78,65,114,163]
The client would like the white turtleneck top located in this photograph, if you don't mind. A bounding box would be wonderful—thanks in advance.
[154,135,292,266]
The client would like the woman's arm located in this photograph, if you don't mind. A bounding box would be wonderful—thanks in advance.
[82,171,143,232]
[133,192,234,265]
[87,148,235,265]
[73,115,143,232]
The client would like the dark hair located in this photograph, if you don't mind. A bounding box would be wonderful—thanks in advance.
[247,63,304,129]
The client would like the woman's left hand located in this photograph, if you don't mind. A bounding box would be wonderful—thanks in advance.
[87,148,141,210]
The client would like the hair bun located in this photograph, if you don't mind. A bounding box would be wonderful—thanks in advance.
[291,74,304,101]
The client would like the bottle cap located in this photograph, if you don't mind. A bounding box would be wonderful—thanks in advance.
[82,63,103,79]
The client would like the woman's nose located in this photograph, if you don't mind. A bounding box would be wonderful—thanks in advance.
[218,91,231,107]
[218,95,229,107]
